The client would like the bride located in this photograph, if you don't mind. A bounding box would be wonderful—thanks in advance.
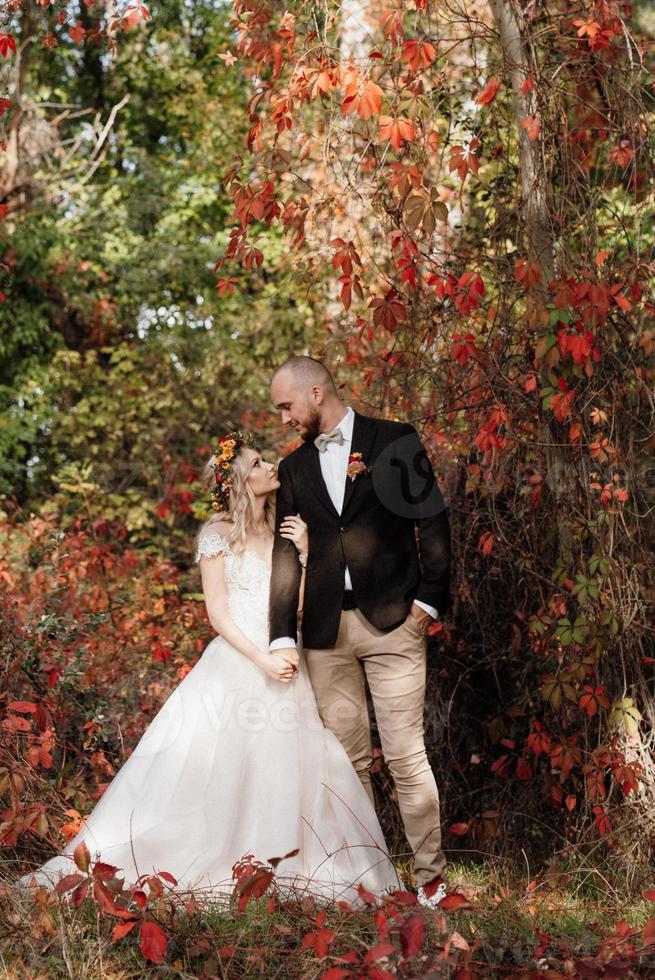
[16,431,400,906]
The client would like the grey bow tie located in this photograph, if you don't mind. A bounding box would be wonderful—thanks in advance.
[314,427,344,452]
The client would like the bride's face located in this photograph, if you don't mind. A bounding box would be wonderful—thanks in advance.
[242,447,280,497]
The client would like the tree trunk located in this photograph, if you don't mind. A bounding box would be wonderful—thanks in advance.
[1,5,34,206]
[489,0,577,564]
[488,0,555,288]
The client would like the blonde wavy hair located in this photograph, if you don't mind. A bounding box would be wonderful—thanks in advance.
[195,441,276,558]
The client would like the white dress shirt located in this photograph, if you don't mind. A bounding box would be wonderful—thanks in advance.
[270,406,437,650]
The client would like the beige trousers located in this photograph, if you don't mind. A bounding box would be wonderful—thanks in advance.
[303,607,447,887]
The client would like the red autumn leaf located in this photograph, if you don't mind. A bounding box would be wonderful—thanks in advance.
[452,270,485,314]
[574,17,601,39]
[643,889,655,901]
[112,919,138,942]
[363,941,397,964]
[0,33,16,58]
[91,861,120,881]
[235,867,273,911]
[610,283,632,311]
[478,531,494,556]
[302,924,336,958]
[550,387,575,422]
[401,39,436,73]
[380,6,404,43]
[515,258,542,290]
[69,20,86,43]
[216,275,238,296]
[449,142,480,182]
[387,888,418,905]
[139,919,169,964]
[54,873,85,894]
[516,757,533,781]
[475,77,501,105]
[156,869,179,885]
[520,115,540,141]
[357,881,379,905]
[592,805,612,837]
[421,876,444,898]
[369,290,407,331]
[71,880,89,907]
[378,115,415,150]
[400,913,425,957]
[341,73,384,120]
[609,140,634,167]
[451,332,481,366]
[643,917,655,945]
[93,878,119,914]
[7,700,38,713]
[449,822,469,836]
[2,715,31,731]
[438,892,471,911]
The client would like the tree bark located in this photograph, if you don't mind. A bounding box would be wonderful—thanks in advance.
[488,0,555,289]
[2,5,34,206]
[489,0,578,564]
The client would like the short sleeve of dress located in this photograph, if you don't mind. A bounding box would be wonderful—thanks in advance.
[194,530,229,563]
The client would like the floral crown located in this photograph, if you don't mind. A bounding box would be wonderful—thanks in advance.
[209,430,256,512]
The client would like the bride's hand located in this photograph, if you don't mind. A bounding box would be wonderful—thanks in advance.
[259,650,298,683]
[279,513,308,559]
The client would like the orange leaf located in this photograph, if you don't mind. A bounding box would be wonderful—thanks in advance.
[401,39,436,73]
[478,531,494,557]
[7,700,38,713]
[342,72,384,120]
[378,115,415,150]
[520,115,540,141]
[475,77,501,105]
[74,840,91,873]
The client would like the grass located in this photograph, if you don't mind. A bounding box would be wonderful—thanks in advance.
[2,856,655,977]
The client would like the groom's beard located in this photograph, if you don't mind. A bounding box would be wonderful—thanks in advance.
[299,408,322,442]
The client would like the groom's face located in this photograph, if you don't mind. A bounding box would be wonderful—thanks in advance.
[271,375,323,442]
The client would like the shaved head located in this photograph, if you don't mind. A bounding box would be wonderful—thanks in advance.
[271,355,337,396]
[270,355,344,441]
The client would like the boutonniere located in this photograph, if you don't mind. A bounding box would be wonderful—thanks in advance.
[347,452,371,482]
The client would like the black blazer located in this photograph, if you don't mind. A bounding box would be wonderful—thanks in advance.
[269,411,452,649]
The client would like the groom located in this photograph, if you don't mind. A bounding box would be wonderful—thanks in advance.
[268,355,452,906]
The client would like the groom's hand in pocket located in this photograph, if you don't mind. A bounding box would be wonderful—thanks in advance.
[410,603,435,635]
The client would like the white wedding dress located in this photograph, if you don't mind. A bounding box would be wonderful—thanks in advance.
[17,527,400,906]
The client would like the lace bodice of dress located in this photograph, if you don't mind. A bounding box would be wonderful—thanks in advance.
[194,529,270,642]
